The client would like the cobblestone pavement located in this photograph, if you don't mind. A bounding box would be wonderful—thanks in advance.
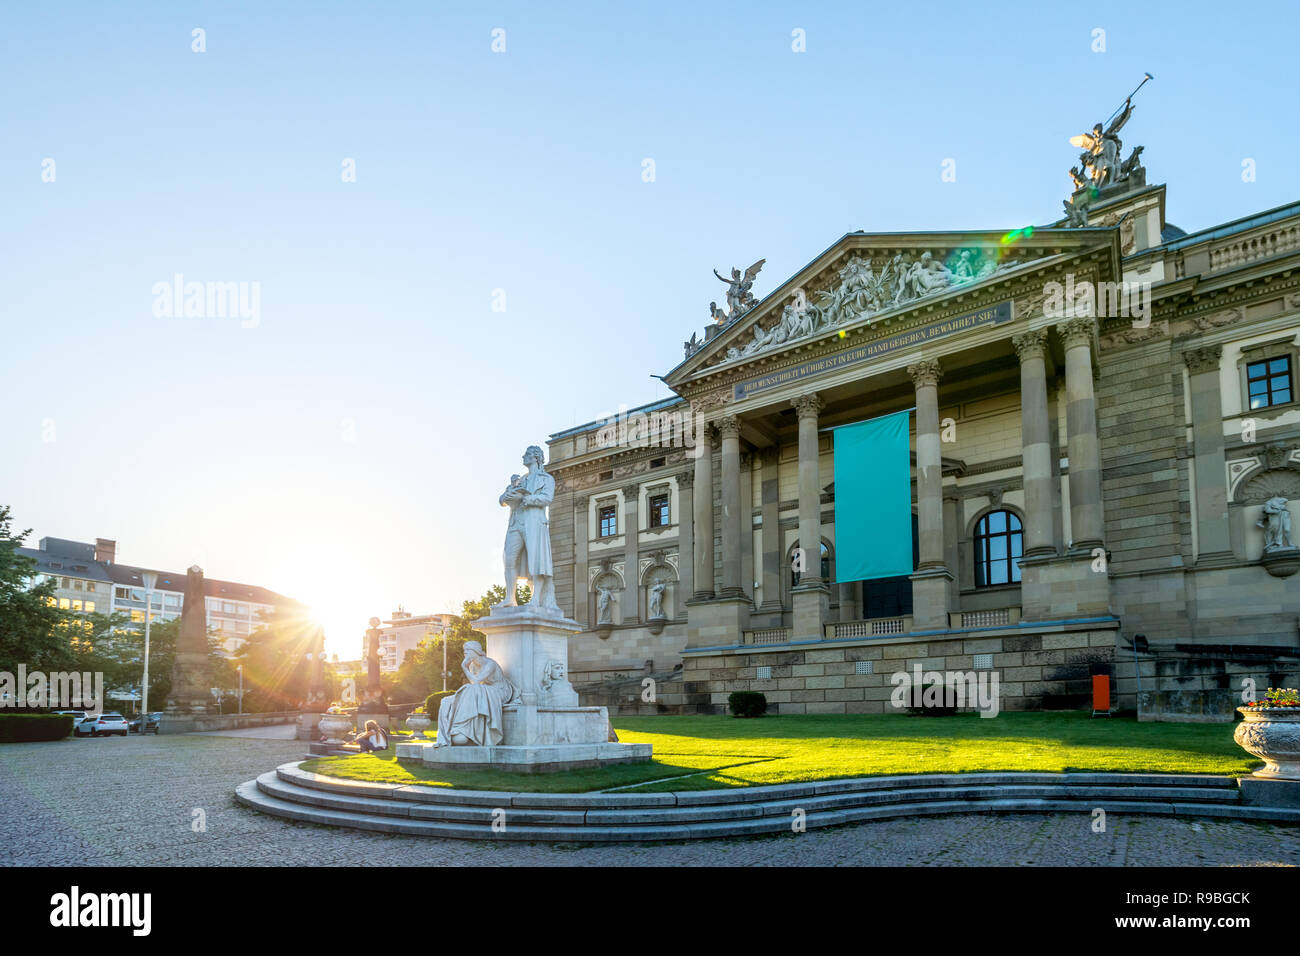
[3,735,1298,866]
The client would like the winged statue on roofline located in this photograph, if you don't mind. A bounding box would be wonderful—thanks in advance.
[712,258,765,322]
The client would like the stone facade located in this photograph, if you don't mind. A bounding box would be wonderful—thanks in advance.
[547,181,1300,718]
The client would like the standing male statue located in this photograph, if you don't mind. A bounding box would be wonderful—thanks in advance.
[500,445,560,612]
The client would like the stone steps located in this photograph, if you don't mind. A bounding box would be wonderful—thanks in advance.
[233,762,1300,841]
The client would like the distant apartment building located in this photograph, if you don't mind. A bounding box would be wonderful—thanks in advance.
[370,608,455,673]
[19,536,295,656]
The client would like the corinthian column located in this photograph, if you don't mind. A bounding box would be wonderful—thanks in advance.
[691,423,715,600]
[907,360,953,630]
[1059,318,1104,552]
[790,393,828,639]
[1013,330,1057,557]
[717,416,746,598]
[908,360,945,571]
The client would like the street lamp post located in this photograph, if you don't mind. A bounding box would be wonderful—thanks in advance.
[237,664,243,715]
[139,571,157,732]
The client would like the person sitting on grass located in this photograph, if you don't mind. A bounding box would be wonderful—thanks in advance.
[353,720,387,753]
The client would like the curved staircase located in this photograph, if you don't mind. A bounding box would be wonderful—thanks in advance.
[234,762,1300,841]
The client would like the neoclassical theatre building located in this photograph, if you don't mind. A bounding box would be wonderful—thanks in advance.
[545,137,1300,718]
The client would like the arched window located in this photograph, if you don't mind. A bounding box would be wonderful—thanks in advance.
[791,541,830,588]
[973,510,1022,586]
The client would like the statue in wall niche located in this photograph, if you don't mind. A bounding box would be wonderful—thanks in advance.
[499,446,560,612]
[434,641,518,747]
[648,581,667,620]
[1259,496,1294,552]
[596,585,614,625]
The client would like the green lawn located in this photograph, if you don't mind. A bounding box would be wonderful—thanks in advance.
[300,712,1259,794]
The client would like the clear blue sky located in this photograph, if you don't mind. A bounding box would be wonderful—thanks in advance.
[3,0,1296,656]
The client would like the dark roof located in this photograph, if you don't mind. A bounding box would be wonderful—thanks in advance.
[17,548,114,583]
[1161,222,1187,241]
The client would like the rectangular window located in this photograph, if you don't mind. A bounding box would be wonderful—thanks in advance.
[855,660,874,675]
[70,600,82,611]
[1247,356,1293,409]
[755,665,772,680]
[599,505,617,537]
[223,602,237,613]
[648,494,670,528]
[973,653,994,670]
[58,598,71,609]
[84,601,95,613]
[115,586,131,600]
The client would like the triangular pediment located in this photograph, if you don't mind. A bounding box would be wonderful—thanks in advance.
[665,227,1118,387]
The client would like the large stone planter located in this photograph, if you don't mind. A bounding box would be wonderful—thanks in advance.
[406,713,432,739]
[1234,707,1300,779]
[318,713,353,746]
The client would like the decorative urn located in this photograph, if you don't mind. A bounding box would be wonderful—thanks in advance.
[1234,707,1300,779]
[406,711,432,739]
[318,712,354,746]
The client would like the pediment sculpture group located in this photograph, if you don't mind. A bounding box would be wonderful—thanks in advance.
[721,249,1027,362]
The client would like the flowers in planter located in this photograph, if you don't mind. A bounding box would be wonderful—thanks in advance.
[324,702,350,715]
[1243,687,1300,709]
[410,706,426,715]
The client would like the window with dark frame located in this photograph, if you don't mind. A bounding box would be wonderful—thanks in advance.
[974,510,1023,587]
[1247,356,1293,409]
[648,494,670,528]
[598,505,617,537]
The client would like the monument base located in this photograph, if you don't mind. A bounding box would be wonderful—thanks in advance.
[400,739,652,772]
[419,602,654,771]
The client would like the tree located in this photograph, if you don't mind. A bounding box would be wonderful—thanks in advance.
[0,506,75,681]
[231,601,321,712]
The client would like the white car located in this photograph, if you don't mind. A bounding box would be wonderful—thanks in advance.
[76,713,129,737]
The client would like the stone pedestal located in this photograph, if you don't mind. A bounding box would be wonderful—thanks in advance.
[296,712,323,742]
[419,604,652,772]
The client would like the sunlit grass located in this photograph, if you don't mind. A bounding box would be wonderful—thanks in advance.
[301,712,1256,794]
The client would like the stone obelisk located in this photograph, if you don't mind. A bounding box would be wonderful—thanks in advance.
[166,565,212,714]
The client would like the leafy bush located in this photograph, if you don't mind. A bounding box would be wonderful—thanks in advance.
[906,683,958,717]
[728,691,767,718]
[0,714,74,742]
[425,690,454,716]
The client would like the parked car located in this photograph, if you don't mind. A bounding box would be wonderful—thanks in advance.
[52,710,86,722]
[79,713,129,737]
[128,712,162,734]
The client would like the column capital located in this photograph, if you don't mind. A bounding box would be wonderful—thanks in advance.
[574,494,590,509]
[715,415,743,439]
[791,393,823,420]
[1057,317,1096,351]
[1183,343,1223,374]
[1011,329,1050,362]
[621,482,640,501]
[906,359,943,389]
[676,467,694,488]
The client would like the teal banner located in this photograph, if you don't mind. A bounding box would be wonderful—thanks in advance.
[833,409,913,583]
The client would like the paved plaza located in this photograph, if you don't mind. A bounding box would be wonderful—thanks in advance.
[2,734,1299,867]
